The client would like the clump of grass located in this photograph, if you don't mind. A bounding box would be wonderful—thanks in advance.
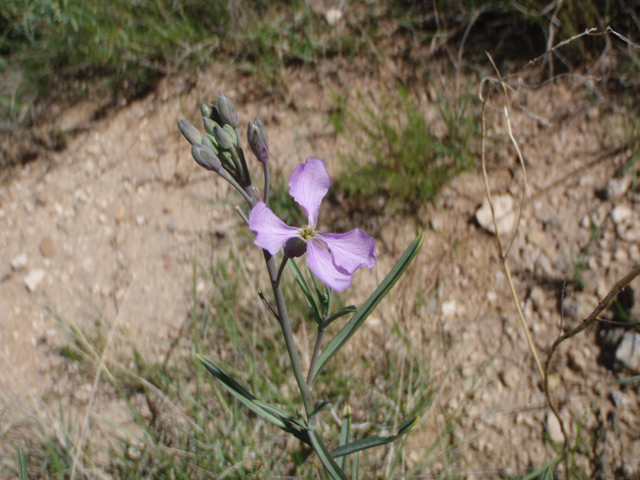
[336,87,476,213]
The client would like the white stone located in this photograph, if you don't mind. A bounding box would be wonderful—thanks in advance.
[616,331,640,372]
[441,300,458,318]
[611,205,633,225]
[24,269,46,293]
[325,7,343,25]
[476,194,517,236]
[11,253,28,271]
[546,411,564,444]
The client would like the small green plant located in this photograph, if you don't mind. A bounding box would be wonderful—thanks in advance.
[337,87,476,213]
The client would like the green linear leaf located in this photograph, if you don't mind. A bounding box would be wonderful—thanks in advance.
[323,305,357,329]
[330,417,418,458]
[337,405,352,471]
[309,428,350,480]
[308,400,330,423]
[198,355,310,444]
[311,233,424,384]
[18,448,29,480]
[288,259,323,326]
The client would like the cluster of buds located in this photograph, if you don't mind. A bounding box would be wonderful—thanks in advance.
[178,93,271,204]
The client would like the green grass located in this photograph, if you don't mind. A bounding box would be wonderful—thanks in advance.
[335,87,477,213]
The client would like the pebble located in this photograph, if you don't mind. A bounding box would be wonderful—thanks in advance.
[39,236,58,259]
[475,194,516,235]
[615,331,640,372]
[546,411,564,444]
[24,269,46,293]
[611,390,630,408]
[11,253,28,271]
[526,229,545,246]
[611,205,633,225]
[605,175,632,200]
[116,206,127,222]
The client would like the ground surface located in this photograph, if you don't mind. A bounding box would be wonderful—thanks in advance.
[1,58,639,478]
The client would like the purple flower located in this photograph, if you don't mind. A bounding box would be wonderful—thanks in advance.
[248,158,376,291]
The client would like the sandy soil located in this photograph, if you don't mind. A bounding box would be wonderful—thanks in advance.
[1,61,639,478]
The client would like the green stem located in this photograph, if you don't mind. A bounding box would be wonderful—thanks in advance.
[263,162,270,205]
[218,169,255,206]
[307,328,325,388]
[265,252,313,415]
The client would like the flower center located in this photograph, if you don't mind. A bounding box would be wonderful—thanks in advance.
[299,225,315,241]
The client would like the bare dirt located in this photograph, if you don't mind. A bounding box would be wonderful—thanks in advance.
[1,59,639,478]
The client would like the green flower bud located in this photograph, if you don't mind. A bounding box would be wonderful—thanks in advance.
[200,103,211,119]
[191,144,221,172]
[203,117,219,136]
[217,93,239,128]
[247,117,269,163]
[177,120,202,146]
[214,125,235,150]
[202,134,218,154]
[223,124,238,145]
[284,237,307,258]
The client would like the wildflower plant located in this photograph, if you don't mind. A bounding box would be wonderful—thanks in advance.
[178,93,424,479]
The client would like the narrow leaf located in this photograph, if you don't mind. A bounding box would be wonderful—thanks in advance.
[289,259,323,326]
[352,451,360,480]
[308,400,330,423]
[198,355,310,444]
[330,417,418,458]
[337,405,352,471]
[18,448,29,480]
[312,233,424,383]
[308,429,350,480]
[323,306,358,329]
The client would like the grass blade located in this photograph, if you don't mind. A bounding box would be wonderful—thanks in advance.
[309,429,350,480]
[330,417,418,458]
[311,233,424,384]
[198,354,311,444]
[337,405,352,471]
[18,448,29,480]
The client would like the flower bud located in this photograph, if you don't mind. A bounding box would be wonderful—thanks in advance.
[217,93,239,128]
[214,125,235,150]
[251,185,264,202]
[177,120,202,145]
[202,134,218,154]
[203,117,218,136]
[200,103,211,119]
[247,117,269,163]
[283,237,307,258]
[191,144,221,172]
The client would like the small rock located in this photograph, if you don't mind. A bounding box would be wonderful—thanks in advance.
[441,300,458,318]
[475,194,516,236]
[325,6,343,25]
[136,215,145,226]
[611,390,630,408]
[615,331,640,372]
[611,205,633,225]
[167,220,177,232]
[526,229,545,246]
[116,206,127,222]
[24,269,46,293]
[568,348,589,373]
[546,411,564,444]
[530,286,546,313]
[39,236,58,259]
[605,176,632,200]
[11,253,28,271]
[614,247,629,262]
[429,216,442,232]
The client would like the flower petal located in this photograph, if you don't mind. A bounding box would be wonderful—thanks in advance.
[317,229,376,275]
[288,158,331,227]
[306,240,352,292]
[248,201,300,255]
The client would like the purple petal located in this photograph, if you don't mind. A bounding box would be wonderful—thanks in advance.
[306,240,352,292]
[248,202,300,255]
[288,158,331,227]
[317,229,376,275]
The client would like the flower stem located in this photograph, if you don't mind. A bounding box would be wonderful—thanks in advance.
[263,162,270,205]
[265,252,313,416]
[307,328,325,388]
[218,169,255,206]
